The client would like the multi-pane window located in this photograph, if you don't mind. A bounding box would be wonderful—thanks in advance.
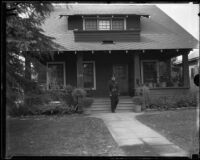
[112,19,124,30]
[85,19,97,30]
[84,18,125,31]
[47,63,65,90]
[98,20,111,30]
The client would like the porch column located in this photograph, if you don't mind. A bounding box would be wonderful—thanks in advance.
[77,52,84,88]
[183,52,190,87]
[133,52,141,95]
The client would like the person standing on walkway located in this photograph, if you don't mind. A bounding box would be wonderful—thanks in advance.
[109,75,120,113]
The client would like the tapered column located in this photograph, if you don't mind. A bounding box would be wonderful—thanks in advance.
[134,52,141,95]
[77,53,84,88]
[183,52,190,87]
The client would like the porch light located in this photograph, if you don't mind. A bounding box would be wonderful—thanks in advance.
[176,49,179,52]
[142,50,145,53]
[161,49,163,53]
[97,15,99,18]
[126,15,128,18]
[75,51,77,54]
[112,15,114,18]
[58,51,59,55]
[126,50,128,54]
[92,50,94,54]
[109,50,111,54]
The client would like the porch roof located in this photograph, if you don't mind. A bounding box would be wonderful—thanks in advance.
[57,4,149,17]
[42,4,199,51]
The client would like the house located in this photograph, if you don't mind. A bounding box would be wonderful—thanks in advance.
[37,4,199,97]
[175,49,199,92]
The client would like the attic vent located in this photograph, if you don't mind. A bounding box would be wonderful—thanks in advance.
[102,40,114,44]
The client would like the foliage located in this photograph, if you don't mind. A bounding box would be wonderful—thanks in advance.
[6,2,63,109]
[80,98,94,108]
[132,96,144,105]
[146,93,197,111]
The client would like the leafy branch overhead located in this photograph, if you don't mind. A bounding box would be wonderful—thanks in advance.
[6,2,64,107]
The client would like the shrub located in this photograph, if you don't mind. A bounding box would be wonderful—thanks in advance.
[146,93,197,111]
[80,97,94,108]
[132,96,144,105]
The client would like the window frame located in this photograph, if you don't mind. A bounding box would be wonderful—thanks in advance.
[83,61,96,90]
[141,60,159,85]
[83,17,126,31]
[46,62,66,90]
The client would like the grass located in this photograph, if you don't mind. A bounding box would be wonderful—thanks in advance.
[6,115,125,156]
[136,109,199,155]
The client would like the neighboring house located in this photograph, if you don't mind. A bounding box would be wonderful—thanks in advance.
[175,49,199,92]
[37,4,198,97]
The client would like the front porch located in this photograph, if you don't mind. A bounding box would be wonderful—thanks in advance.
[38,49,191,97]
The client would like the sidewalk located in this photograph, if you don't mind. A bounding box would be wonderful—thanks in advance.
[90,112,189,157]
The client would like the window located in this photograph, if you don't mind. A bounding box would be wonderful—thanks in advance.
[47,62,65,90]
[141,58,184,88]
[141,61,158,88]
[85,19,97,30]
[83,61,96,89]
[98,20,111,30]
[112,19,124,30]
[84,18,125,31]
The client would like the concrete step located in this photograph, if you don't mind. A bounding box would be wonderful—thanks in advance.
[91,106,134,111]
[91,104,134,109]
[93,101,133,105]
[91,109,133,114]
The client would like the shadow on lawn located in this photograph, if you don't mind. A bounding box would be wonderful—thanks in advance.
[120,144,159,156]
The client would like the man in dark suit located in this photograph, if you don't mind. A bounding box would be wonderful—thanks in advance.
[109,75,120,113]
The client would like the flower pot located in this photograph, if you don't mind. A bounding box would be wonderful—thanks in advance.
[134,105,142,113]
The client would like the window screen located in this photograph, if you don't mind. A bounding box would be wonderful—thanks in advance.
[98,20,111,30]
[112,19,124,30]
[85,19,97,30]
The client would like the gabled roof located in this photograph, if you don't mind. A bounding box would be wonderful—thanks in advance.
[41,4,199,51]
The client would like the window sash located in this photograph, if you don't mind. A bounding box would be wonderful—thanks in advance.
[84,18,125,31]
[47,62,65,90]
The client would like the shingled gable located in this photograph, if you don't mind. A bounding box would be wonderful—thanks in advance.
[41,4,199,51]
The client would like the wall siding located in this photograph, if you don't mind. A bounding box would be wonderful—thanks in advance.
[68,16,83,30]
[74,30,140,42]
[126,15,140,30]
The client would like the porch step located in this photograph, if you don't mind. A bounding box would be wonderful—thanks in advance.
[91,97,135,113]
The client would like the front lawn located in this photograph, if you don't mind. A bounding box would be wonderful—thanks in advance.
[6,115,125,156]
[136,109,199,155]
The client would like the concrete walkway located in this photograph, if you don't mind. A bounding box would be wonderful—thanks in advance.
[89,112,188,157]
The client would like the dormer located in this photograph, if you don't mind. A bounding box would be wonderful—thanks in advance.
[65,14,149,42]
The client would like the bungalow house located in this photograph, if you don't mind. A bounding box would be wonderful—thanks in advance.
[38,4,199,98]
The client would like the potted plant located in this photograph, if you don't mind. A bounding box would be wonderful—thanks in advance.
[80,97,94,115]
[132,96,144,112]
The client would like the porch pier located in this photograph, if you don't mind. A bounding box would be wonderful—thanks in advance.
[183,52,190,87]
[133,52,141,95]
[77,53,84,88]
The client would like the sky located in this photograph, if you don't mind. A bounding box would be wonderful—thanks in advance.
[156,3,199,40]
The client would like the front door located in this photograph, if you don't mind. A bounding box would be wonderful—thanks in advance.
[113,64,128,95]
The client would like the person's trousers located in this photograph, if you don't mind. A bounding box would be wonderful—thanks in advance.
[110,95,119,112]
